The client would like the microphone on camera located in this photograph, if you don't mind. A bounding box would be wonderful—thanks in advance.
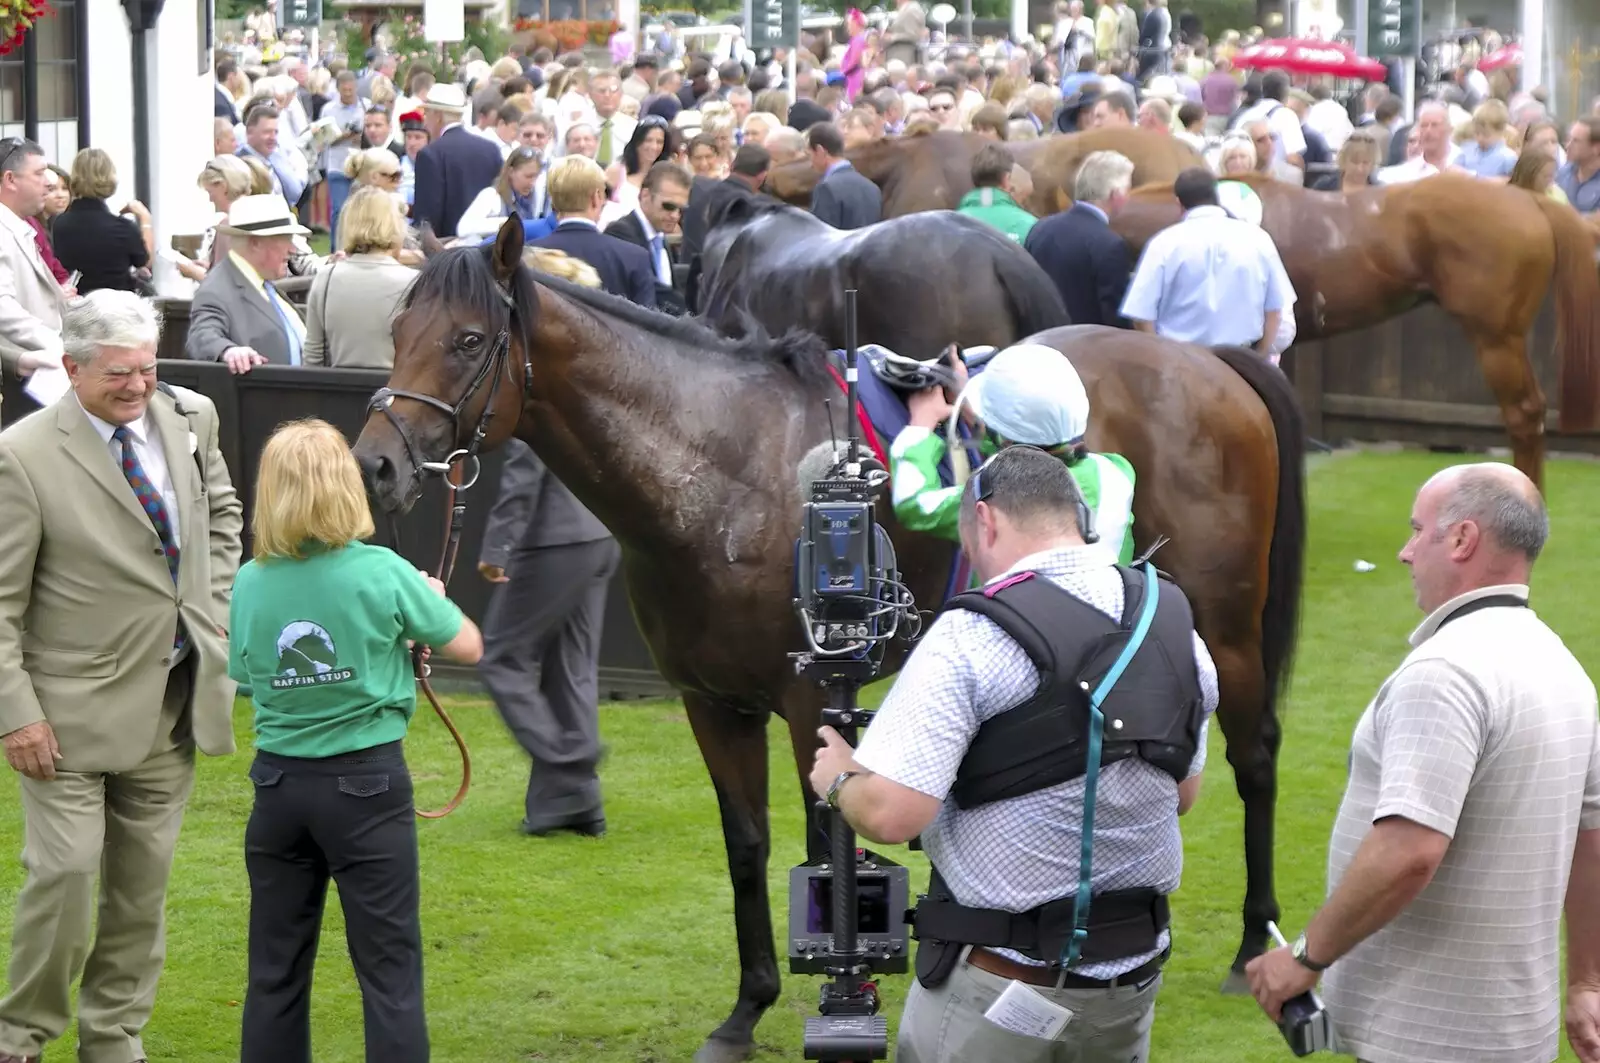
[795,441,885,499]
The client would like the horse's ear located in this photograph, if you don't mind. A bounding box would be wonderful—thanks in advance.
[419,223,446,258]
[492,215,525,282]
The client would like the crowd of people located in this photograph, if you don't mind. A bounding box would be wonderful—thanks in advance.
[6,6,1600,1063]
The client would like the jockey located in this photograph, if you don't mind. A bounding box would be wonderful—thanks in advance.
[889,342,1137,564]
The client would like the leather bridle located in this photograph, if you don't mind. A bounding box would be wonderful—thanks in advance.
[367,281,534,818]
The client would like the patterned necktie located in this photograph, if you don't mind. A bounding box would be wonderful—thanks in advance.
[649,233,668,285]
[264,282,303,366]
[598,118,613,166]
[114,426,179,584]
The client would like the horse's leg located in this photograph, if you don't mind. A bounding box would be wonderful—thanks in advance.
[683,692,779,1063]
[1210,632,1280,995]
[782,684,829,862]
[1472,330,1547,490]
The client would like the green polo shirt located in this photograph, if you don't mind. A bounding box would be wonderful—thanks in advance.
[229,541,464,758]
[956,187,1038,244]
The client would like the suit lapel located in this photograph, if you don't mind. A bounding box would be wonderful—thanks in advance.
[6,218,56,293]
[150,394,200,559]
[56,396,154,529]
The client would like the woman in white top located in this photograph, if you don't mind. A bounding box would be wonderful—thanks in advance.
[179,154,261,282]
[455,147,550,240]
[600,115,678,227]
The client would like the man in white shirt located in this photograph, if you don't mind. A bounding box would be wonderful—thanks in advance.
[1248,462,1600,1063]
[1377,102,1463,184]
[589,71,637,169]
[0,138,68,381]
[1120,167,1294,355]
[1231,71,1306,185]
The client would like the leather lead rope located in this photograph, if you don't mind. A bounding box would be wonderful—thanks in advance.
[411,458,473,820]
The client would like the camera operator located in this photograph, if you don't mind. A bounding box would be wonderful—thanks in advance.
[808,444,1218,1063]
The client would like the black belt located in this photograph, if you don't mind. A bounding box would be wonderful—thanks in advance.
[967,946,1167,990]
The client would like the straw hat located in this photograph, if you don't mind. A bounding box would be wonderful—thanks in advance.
[422,82,468,114]
[216,194,311,238]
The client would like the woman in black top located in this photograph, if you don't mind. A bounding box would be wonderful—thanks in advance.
[50,148,153,294]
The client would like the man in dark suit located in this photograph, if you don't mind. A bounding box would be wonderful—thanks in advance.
[807,122,881,230]
[411,83,503,239]
[533,156,656,307]
[1024,149,1135,328]
[605,160,693,315]
[477,439,619,837]
[680,143,770,267]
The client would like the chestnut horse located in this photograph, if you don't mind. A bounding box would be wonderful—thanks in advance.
[1112,174,1600,489]
[352,221,1306,1061]
[763,128,1202,217]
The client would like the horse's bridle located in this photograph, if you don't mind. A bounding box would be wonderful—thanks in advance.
[366,281,534,818]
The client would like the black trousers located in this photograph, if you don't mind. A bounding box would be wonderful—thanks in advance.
[240,741,427,1063]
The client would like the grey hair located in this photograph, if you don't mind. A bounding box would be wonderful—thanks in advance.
[1074,150,1135,204]
[1434,465,1548,562]
[62,289,162,365]
[959,445,1085,537]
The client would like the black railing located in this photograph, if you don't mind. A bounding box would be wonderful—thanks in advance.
[0,362,672,700]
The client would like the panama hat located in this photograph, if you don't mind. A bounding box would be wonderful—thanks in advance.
[217,194,311,238]
[422,82,469,114]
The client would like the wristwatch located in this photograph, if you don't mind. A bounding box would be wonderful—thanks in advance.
[1292,932,1330,973]
[826,770,861,808]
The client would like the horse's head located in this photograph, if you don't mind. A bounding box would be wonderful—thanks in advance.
[353,218,534,514]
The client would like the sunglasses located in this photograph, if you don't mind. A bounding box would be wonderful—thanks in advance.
[510,146,541,162]
[0,136,29,173]
[656,200,684,213]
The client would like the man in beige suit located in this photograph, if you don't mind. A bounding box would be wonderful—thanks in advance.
[0,139,69,380]
[0,290,242,1063]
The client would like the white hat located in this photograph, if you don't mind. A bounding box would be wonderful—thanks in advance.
[217,193,311,238]
[1144,74,1186,103]
[422,82,468,113]
[956,343,1089,446]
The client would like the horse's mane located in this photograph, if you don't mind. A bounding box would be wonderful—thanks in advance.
[705,191,819,235]
[406,244,833,387]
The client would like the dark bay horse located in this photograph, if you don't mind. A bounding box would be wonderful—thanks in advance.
[763,128,1203,217]
[352,220,1306,1061]
[694,197,1069,360]
[1113,173,1600,489]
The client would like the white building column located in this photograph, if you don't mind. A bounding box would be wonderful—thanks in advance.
[1522,0,1544,94]
[1011,0,1026,46]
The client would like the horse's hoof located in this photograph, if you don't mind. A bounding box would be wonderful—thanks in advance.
[694,1036,756,1063]
[1219,968,1253,996]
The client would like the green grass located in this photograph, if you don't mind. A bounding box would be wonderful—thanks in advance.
[4,449,1600,1061]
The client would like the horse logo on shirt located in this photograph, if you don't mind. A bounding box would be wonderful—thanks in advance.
[271,620,356,689]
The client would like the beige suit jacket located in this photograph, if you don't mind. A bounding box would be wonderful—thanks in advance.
[0,385,244,772]
[0,204,67,374]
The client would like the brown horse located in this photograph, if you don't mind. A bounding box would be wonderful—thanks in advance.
[352,220,1306,1061]
[763,128,1202,217]
[1112,174,1600,489]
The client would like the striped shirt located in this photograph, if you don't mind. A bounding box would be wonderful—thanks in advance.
[854,544,1219,978]
[1323,585,1600,1063]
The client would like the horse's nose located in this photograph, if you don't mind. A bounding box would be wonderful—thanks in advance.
[356,449,397,505]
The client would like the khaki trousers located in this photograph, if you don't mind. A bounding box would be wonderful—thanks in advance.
[897,948,1162,1063]
[0,665,196,1063]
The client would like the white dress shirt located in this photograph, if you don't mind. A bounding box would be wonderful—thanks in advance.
[632,206,671,285]
[79,399,181,548]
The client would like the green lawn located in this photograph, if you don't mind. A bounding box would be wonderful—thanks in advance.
[3,449,1599,1061]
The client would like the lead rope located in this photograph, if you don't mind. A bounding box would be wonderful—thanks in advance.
[1060,561,1161,973]
[411,457,473,820]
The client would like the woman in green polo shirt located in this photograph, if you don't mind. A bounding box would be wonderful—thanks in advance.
[229,418,482,1063]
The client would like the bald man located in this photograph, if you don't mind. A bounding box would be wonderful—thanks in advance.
[1248,463,1600,1063]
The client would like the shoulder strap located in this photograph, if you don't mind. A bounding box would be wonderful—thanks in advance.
[1064,561,1160,969]
[946,572,1113,679]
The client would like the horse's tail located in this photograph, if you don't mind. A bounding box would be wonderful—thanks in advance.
[1534,195,1600,433]
[1208,346,1308,710]
[995,244,1072,337]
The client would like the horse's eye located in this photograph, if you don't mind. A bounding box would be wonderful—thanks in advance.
[458,333,484,352]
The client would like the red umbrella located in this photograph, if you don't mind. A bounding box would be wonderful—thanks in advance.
[1479,43,1522,73]
[1232,38,1387,81]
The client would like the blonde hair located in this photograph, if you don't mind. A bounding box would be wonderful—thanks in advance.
[1337,129,1379,171]
[338,185,406,255]
[198,154,256,200]
[242,156,274,195]
[494,148,541,205]
[546,155,606,213]
[1471,98,1510,138]
[369,75,397,110]
[490,55,523,81]
[526,246,602,288]
[344,146,401,184]
[70,147,119,200]
[252,419,375,560]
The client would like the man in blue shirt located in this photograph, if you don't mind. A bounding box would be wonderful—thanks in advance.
[1557,117,1600,216]
[1120,167,1295,355]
